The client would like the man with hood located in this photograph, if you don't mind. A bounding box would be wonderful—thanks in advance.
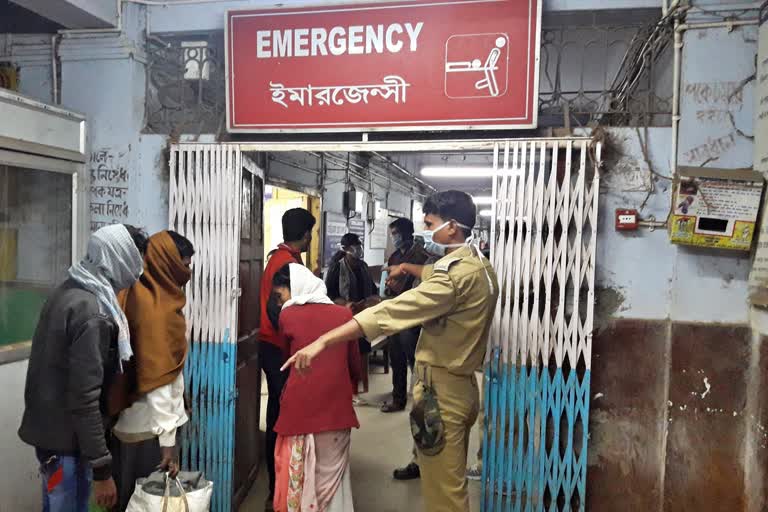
[19,224,147,511]
[111,230,195,510]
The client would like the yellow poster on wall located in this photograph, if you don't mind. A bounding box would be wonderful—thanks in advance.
[669,167,763,251]
[0,64,19,92]
[0,228,18,280]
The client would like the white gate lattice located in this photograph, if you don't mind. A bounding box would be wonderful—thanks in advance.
[483,139,600,511]
[169,144,242,512]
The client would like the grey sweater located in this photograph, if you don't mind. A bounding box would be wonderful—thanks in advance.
[18,279,119,480]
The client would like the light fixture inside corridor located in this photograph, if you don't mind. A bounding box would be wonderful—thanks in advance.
[473,196,493,205]
[420,166,495,178]
[479,209,493,217]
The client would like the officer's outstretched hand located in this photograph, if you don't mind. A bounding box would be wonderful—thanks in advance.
[386,264,407,286]
[281,340,326,372]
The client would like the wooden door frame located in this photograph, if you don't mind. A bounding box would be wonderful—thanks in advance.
[233,154,265,508]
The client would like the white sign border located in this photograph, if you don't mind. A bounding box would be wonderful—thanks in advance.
[224,0,542,133]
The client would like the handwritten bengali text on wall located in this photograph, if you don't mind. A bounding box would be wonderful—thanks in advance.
[88,148,130,232]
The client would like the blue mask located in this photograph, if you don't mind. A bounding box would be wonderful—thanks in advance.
[392,233,406,250]
[415,221,470,257]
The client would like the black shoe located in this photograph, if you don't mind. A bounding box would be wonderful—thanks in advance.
[393,462,421,480]
[380,401,406,413]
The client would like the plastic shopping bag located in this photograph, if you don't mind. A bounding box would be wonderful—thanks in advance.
[126,471,213,512]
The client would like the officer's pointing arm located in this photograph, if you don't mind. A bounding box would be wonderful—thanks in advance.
[282,264,458,371]
[356,268,456,339]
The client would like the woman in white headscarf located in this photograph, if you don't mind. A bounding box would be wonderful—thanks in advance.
[268,263,362,512]
[19,224,146,512]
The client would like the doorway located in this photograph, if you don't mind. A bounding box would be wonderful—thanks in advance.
[169,138,601,512]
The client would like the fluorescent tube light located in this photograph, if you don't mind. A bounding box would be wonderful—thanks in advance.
[421,166,495,178]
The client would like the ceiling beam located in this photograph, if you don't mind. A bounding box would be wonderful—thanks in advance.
[147,0,662,34]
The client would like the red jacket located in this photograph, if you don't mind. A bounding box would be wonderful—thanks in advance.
[274,304,361,436]
[258,244,302,352]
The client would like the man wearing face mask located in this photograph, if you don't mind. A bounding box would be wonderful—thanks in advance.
[282,190,499,512]
[380,218,429,413]
[324,233,380,391]
[325,233,378,307]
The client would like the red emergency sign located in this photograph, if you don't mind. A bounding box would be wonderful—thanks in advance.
[226,0,542,133]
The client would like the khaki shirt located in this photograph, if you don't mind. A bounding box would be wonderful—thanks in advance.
[355,246,499,376]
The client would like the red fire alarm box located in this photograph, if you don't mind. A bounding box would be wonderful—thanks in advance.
[615,209,639,231]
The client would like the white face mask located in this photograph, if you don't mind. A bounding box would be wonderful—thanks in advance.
[416,221,495,294]
[344,245,364,259]
[416,221,471,257]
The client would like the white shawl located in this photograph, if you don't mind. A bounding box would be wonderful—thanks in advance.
[282,263,334,310]
[68,224,144,368]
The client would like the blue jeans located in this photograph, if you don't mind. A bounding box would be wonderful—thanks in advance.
[36,450,93,512]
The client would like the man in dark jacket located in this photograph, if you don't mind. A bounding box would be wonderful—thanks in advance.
[19,224,147,512]
[325,233,380,391]
[380,218,429,413]
[325,233,377,305]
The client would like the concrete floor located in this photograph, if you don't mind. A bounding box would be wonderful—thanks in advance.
[239,370,482,512]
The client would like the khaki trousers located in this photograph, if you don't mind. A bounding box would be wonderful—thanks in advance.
[414,364,480,512]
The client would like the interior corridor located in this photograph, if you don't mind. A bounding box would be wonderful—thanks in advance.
[240,369,483,512]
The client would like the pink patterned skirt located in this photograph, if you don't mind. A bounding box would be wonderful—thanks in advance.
[273,429,354,512]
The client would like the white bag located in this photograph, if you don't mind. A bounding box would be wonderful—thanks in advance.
[126,472,213,512]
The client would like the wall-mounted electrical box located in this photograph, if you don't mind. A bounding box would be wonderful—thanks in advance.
[366,199,376,222]
[669,167,764,251]
[344,189,363,215]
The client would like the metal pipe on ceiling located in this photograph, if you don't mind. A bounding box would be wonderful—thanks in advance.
[308,151,426,197]
[370,151,437,193]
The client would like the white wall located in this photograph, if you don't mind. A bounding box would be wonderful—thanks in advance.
[0,360,39,512]
[671,23,757,324]
[589,127,677,321]
[0,34,53,104]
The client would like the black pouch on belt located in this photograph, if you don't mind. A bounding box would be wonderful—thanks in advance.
[410,381,445,456]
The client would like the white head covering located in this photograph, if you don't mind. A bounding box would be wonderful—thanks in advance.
[281,263,334,310]
[68,224,144,369]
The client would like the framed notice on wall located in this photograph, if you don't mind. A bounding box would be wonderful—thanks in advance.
[348,213,366,248]
[225,0,542,132]
[323,212,348,268]
[370,201,389,249]
[748,3,768,307]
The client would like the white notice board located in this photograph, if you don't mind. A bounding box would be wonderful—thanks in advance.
[370,201,389,249]
[749,5,768,307]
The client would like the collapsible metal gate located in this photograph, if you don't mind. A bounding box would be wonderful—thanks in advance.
[169,144,242,512]
[167,137,599,512]
[483,139,600,511]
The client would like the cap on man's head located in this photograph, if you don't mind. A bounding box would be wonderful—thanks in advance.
[341,233,362,247]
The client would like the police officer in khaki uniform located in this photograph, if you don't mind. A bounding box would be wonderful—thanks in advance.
[283,190,499,512]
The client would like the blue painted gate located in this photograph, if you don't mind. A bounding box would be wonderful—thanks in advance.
[482,139,600,511]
